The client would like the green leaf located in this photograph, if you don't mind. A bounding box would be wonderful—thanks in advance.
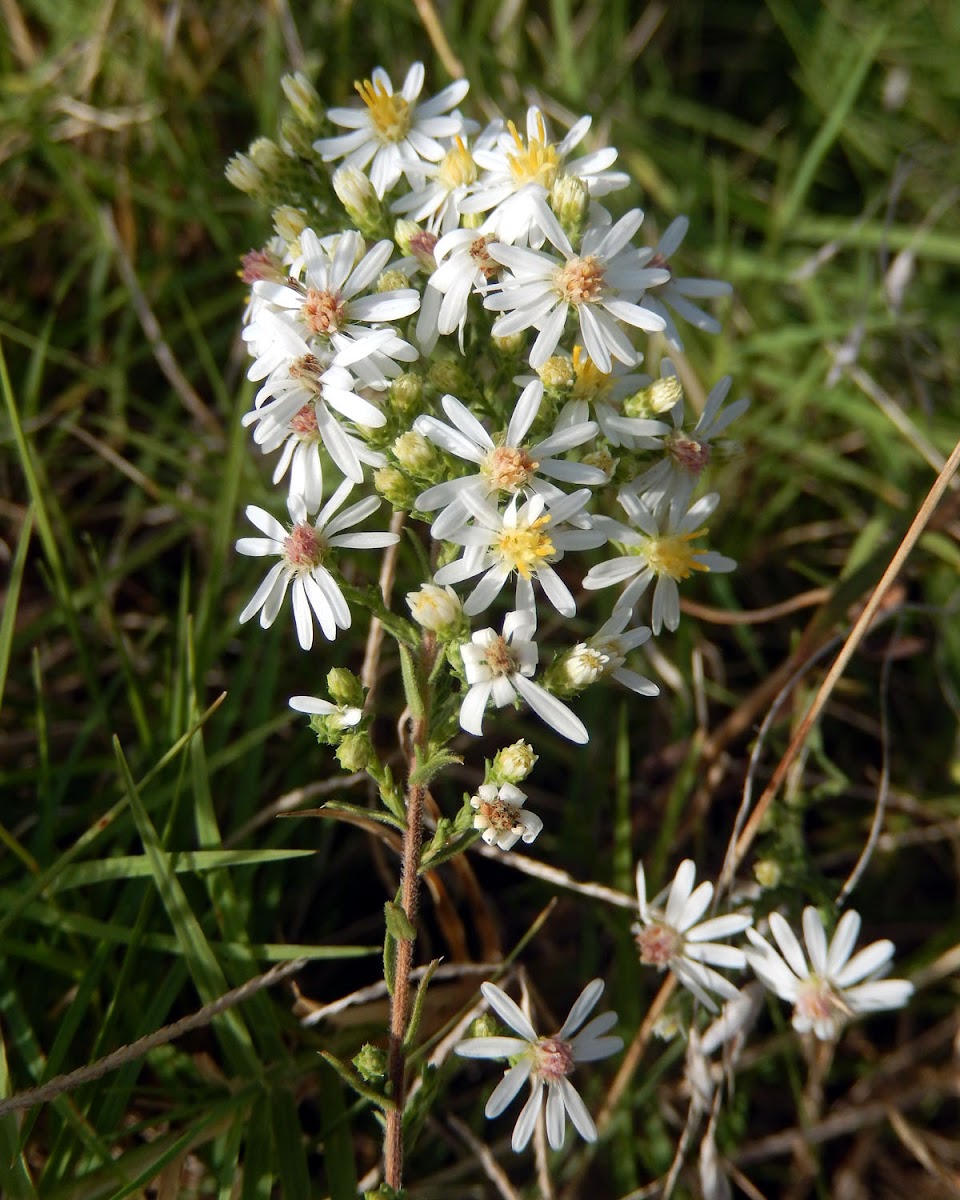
[397,642,425,720]
[383,900,416,942]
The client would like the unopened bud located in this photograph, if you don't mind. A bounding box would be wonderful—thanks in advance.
[538,355,576,390]
[373,466,416,508]
[393,219,422,258]
[493,740,538,784]
[492,330,526,357]
[406,584,462,633]
[281,72,322,129]
[393,431,434,472]
[754,860,782,889]
[249,136,286,175]
[336,732,371,772]
[389,372,424,414]
[550,174,589,242]
[378,269,410,293]
[273,205,308,245]
[353,1043,387,1081]
[225,153,263,196]
[327,668,365,708]
[624,375,683,419]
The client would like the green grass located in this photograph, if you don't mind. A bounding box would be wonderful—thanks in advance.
[1,0,958,1196]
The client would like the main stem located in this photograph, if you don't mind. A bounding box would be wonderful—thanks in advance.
[384,634,434,1191]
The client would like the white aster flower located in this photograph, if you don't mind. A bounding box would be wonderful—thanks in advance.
[236,483,400,649]
[251,229,420,378]
[634,859,753,1012]
[622,366,749,511]
[390,127,498,233]
[566,609,660,696]
[288,694,363,731]
[484,204,669,372]
[416,226,501,353]
[314,63,470,198]
[639,216,733,351]
[459,106,628,245]
[459,608,588,744]
[454,978,623,1152]
[470,782,543,851]
[434,488,605,619]
[745,907,914,1040]
[414,381,603,536]
[583,491,736,634]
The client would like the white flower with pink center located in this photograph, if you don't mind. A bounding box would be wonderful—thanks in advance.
[638,215,733,352]
[236,483,399,649]
[470,782,542,851]
[634,859,752,1011]
[454,978,622,1152]
[744,907,914,1041]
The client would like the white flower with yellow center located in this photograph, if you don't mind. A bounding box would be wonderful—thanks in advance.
[634,860,753,1011]
[744,907,914,1041]
[454,978,623,1152]
[414,381,603,537]
[639,216,733,352]
[583,492,736,634]
[251,229,420,383]
[470,782,542,851]
[459,106,628,245]
[567,610,660,697]
[434,488,604,618]
[391,126,498,233]
[313,62,470,198]
[236,483,399,649]
[459,609,587,743]
[484,205,669,372]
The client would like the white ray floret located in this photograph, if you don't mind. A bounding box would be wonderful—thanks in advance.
[745,907,914,1040]
[459,608,588,744]
[639,216,733,351]
[634,859,752,1012]
[314,62,471,198]
[236,483,399,650]
[454,977,623,1152]
[564,609,660,696]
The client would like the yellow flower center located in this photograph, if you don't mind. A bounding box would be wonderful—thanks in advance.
[355,77,411,142]
[557,255,605,305]
[482,445,539,492]
[506,113,559,188]
[439,136,477,189]
[496,515,554,579]
[641,528,711,581]
[571,344,613,401]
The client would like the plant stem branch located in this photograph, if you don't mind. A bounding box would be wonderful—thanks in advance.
[384,632,435,1190]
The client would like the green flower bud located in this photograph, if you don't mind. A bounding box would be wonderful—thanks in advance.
[336,732,372,772]
[353,1043,388,1082]
[550,174,589,242]
[492,740,539,784]
[373,466,417,508]
[389,372,424,415]
[281,72,323,129]
[327,668,365,708]
[624,375,683,419]
[393,431,435,472]
[378,269,410,293]
[249,136,286,175]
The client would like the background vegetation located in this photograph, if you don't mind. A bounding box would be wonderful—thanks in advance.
[1,0,958,1196]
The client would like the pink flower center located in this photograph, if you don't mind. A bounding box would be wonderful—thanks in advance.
[667,432,711,475]
[477,794,522,833]
[535,1037,575,1082]
[635,921,682,967]
[557,255,605,305]
[794,978,842,1026]
[289,404,320,440]
[240,248,284,284]
[282,522,323,572]
[303,288,346,335]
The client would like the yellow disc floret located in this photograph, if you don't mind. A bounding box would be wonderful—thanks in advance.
[439,136,478,189]
[496,515,555,579]
[356,78,411,142]
[642,528,711,581]
[571,345,613,402]
[506,113,559,188]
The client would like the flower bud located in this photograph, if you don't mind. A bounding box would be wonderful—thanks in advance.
[249,136,286,175]
[353,1042,387,1081]
[281,72,322,129]
[273,205,308,245]
[393,219,422,257]
[373,466,416,508]
[754,860,782,889]
[562,644,608,690]
[393,431,435,472]
[537,355,576,390]
[492,740,538,784]
[327,668,365,708]
[427,360,472,395]
[406,583,462,633]
[389,372,423,415]
[492,330,526,358]
[336,732,371,772]
[624,375,683,419]
[550,174,589,242]
[377,269,410,293]
[582,448,617,479]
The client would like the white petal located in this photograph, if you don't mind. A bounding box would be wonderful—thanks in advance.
[484,1058,533,1117]
[511,1080,544,1152]
[512,674,588,744]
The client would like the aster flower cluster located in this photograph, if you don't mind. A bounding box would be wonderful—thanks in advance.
[226,63,913,1180]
